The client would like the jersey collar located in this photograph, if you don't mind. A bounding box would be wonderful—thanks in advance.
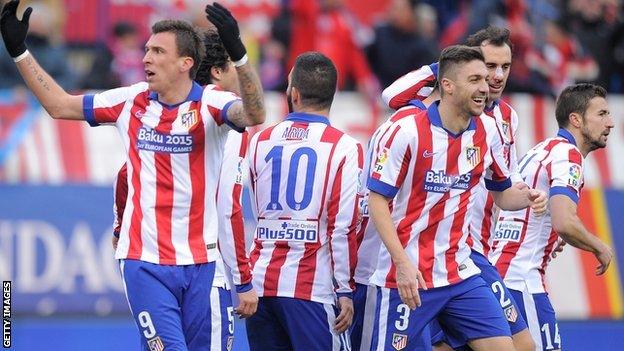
[427,101,477,138]
[285,112,330,125]
[148,81,204,109]
[484,99,500,113]
[557,128,577,146]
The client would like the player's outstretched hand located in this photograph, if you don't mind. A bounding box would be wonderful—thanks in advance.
[205,2,246,62]
[0,0,31,58]
[235,288,258,318]
[594,243,614,275]
[334,296,354,333]
[395,260,427,310]
[528,188,548,216]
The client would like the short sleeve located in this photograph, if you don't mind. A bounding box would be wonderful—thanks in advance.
[203,86,243,132]
[549,148,583,203]
[367,121,413,198]
[83,83,146,127]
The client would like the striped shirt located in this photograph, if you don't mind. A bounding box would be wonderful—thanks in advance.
[354,100,426,285]
[368,102,512,289]
[85,81,242,266]
[491,129,584,293]
[248,112,363,304]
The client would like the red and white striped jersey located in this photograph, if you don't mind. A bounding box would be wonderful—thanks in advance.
[354,101,427,285]
[491,129,584,293]
[380,62,522,257]
[248,112,363,305]
[215,130,252,287]
[468,100,521,256]
[381,63,437,110]
[112,163,230,288]
[85,81,243,266]
[368,102,512,289]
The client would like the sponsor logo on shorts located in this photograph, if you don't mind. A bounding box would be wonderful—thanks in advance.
[147,336,164,351]
[504,305,518,323]
[392,333,408,350]
[226,336,234,351]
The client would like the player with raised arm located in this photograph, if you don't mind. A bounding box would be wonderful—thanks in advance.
[367,45,547,351]
[110,30,254,349]
[0,1,265,349]
[380,26,536,351]
[246,52,362,351]
[491,83,614,351]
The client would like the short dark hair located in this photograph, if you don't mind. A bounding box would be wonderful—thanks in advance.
[465,25,513,52]
[151,20,205,79]
[195,30,229,86]
[291,52,337,110]
[438,45,485,81]
[113,21,136,38]
[555,83,607,128]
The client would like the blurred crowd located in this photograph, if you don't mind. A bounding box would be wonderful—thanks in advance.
[1,0,623,98]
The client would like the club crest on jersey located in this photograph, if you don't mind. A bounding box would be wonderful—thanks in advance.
[235,157,244,184]
[504,305,518,323]
[501,121,510,137]
[180,110,198,130]
[392,333,408,350]
[568,164,582,187]
[373,148,390,174]
[147,336,164,351]
[465,146,481,167]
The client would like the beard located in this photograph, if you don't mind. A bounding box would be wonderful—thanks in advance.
[581,125,607,151]
[287,92,294,113]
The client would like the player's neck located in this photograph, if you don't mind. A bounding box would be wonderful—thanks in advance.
[437,99,471,135]
[293,106,329,118]
[156,79,194,106]
[568,128,591,157]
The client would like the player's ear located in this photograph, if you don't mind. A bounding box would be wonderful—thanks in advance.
[440,77,453,95]
[569,112,582,129]
[291,86,301,104]
[180,56,194,74]
[210,66,221,82]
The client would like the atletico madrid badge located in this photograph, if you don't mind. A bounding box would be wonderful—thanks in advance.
[180,110,198,130]
[392,333,408,350]
[504,305,518,323]
[466,146,481,167]
[147,336,164,351]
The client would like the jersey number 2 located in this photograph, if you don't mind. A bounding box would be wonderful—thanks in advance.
[265,146,317,211]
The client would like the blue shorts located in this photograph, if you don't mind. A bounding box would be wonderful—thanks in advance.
[246,296,350,351]
[430,251,527,348]
[371,275,510,351]
[510,288,561,351]
[350,283,377,351]
[120,259,217,351]
[211,287,234,351]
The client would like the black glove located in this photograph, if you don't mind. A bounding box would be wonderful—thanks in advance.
[0,0,32,58]
[205,2,246,63]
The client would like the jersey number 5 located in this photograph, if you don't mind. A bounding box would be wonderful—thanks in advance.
[265,146,317,211]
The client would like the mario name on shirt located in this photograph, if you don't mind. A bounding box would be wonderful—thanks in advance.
[137,126,194,153]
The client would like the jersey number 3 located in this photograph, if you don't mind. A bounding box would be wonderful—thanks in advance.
[265,146,318,211]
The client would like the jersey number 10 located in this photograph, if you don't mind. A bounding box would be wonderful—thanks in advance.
[265,146,318,211]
